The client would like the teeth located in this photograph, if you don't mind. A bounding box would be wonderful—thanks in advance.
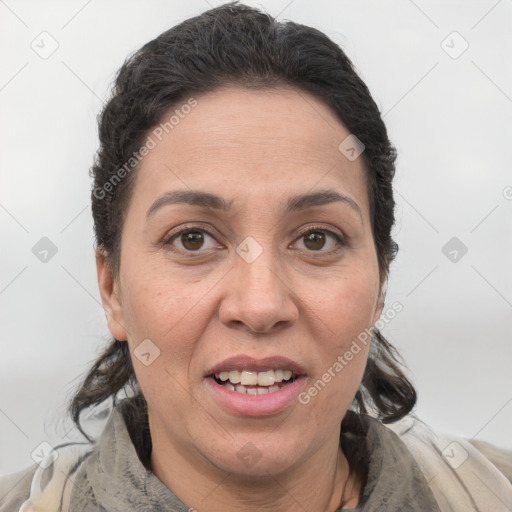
[217,375,298,394]
[240,371,258,386]
[215,369,296,386]
[229,370,241,384]
[221,382,284,394]
[257,370,275,386]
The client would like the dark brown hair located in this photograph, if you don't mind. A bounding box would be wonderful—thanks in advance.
[71,1,416,464]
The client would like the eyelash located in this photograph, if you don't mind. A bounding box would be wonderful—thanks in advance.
[162,224,346,256]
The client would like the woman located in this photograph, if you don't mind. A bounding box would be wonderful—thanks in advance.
[1,3,511,511]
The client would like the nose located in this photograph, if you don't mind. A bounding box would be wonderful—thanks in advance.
[218,246,299,335]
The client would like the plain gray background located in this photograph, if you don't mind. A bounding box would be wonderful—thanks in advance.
[1,0,511,475]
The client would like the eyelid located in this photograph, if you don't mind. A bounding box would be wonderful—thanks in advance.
[295,224,345,240]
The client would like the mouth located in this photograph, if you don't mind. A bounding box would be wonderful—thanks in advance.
[211,369,300,395]
[204,355,307,416]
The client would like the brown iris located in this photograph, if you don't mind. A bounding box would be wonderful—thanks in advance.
[303,231,325,250]
[181,230,205,250]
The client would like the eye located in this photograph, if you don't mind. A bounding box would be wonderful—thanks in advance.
[292,228,345,253]
[164,227,221,252]
[163,225,345,255]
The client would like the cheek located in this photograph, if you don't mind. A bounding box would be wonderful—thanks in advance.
[310,266,379,347]
[298,274,375,423]
[119,257,210,339]
[118,267,213,416]
[299,265,377,407]
[117,263,217,390]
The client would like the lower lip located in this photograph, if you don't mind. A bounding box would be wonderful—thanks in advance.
[204,376,307,416]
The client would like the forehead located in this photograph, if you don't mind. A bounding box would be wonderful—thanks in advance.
[133,85,369,216]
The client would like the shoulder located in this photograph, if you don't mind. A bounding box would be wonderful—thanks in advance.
[467,438,512,483]
[0,465,38,512]
[385,414,512,512]
[0,442,95,512]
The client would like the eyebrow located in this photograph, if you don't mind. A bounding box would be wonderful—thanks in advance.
[146,189,362,222]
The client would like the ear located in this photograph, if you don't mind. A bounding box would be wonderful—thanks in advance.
[96,248,128,341]
[372,277,387,326]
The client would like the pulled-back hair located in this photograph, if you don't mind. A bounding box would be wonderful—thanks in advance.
[71,2,415,459]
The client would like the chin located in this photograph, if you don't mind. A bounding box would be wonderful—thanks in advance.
[203,435,307,478]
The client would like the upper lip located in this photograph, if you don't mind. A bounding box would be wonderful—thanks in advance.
[205,355,307,377]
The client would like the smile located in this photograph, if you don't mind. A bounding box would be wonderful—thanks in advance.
[204,356,307,416]
[213,369,299,395]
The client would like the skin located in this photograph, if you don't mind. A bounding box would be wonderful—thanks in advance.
[97,85,384,511]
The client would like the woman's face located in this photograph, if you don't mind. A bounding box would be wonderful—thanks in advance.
[98,85,383,478]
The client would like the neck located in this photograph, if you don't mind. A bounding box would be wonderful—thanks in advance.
[150,432,360,512]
